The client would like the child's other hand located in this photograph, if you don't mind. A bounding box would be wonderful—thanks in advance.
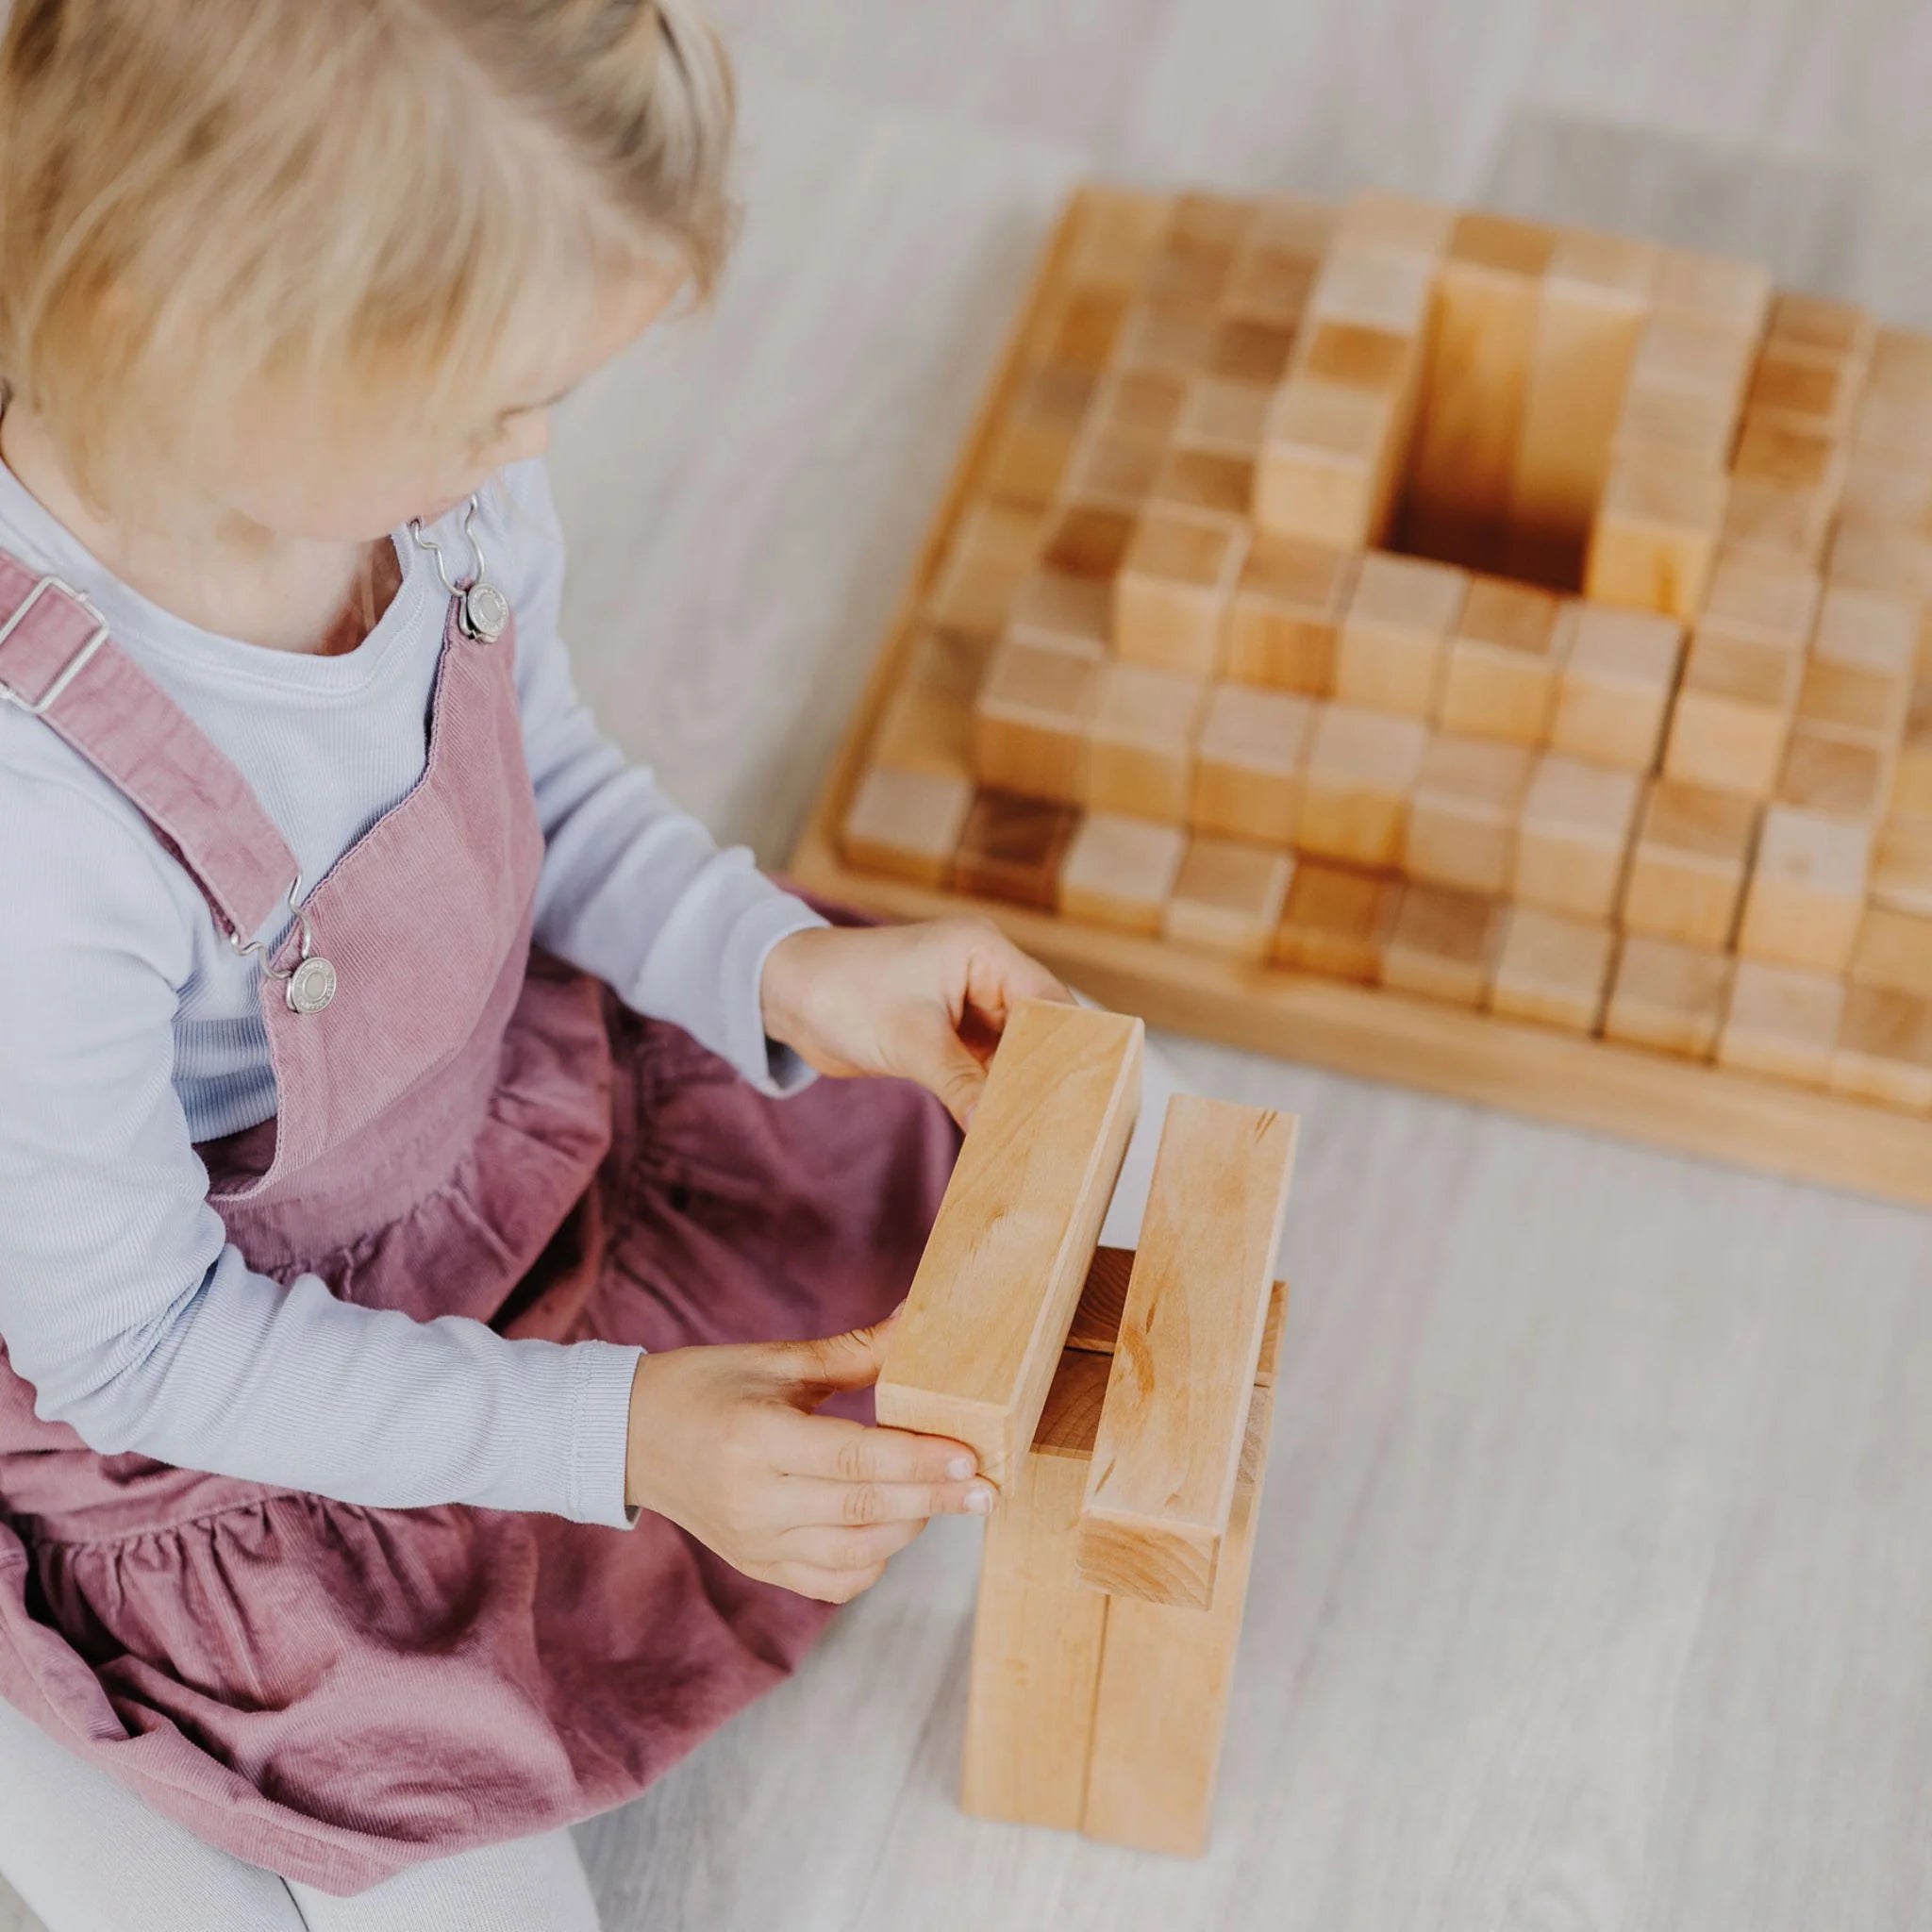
[760,918,1072,1128]
[623,1311,995,1604]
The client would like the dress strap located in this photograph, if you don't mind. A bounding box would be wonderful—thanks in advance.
[0,551,300,946]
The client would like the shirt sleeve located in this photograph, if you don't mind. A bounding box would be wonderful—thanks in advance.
[491,460,825,1098]
[0,767,643,1528]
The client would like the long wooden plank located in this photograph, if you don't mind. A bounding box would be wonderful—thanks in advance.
[1075,1099,1297,1609]
[874,998,1142,1489]
[959,1349,1113,1830]
[782,852,1932,1210]
[1081,1381,1278,1859]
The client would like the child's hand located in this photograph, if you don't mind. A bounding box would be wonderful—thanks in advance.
[761,917,1072,1127]
[623,1311,995,1604]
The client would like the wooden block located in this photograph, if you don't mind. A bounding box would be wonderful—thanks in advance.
[1305,246,1436,335]
[1115,510,1248,675]
[1299,703,1430,866]
[1404,733,1535,894]
[1628,313,1757,401]
[960,1348,1112,1831]
[1333,552,1470,718]
[1206,317,1296,387]
[1041,501,1138,582]
[1191,684,1315,844]
[1008,568,1111,657]
[1407,212,1557,565]
[1096,367,1189,442]
[877,999,1141,1490]
[1735,805,1873,974]
[1873,809,1932,917]
[1814,580,1920,679]
[1436,578,1568,744]
[1151,445,1257,521]
[1610,366,1742,471]
[1745,343,1863,436]
[1603,935,1734,1060]
[1333,187,1457,260]
[1732,416,1848,496]
[1829,986,1932,1112]
[1488,907,1616,1033]
[1254,376,1399,548]
[1584,458,1727,619]
[1058,811,1187,936]
[926,501,1049,637]
[1063,427,1164,511]
[1222,242,1317,331]
[1660,627,1803,798]
[1066,193,1172,295]
[1717,960,1845,1088]
[1508,226,1658,575]
[1851,905,1932,998]
[1651,247,1772,336]
[1382,882,1506,1007]
[1082,1381,1275,1858]
[1769,291,1876,366]
[986,367,1099,506]
[1272,861,1403,981]
[1795,648,1911,749]
[1776,723,1890,823]
[1164,836,1294,963]
[1296,318,1418,393]
[1699,547,1824,652]
[1515,754,1643,921]
[1223,532,1358,692]
[952,790,1079,908]
[1872,326,1932,398]
[1839,452,1932,533]
[841,765,974,885]
[1621,778,1759,947]
[1115,296,1221,377]
[1721,475,1839,566]
[1077,1098,1295,1607]
[1548,604,1684,770]
[1177,376,1274,458]
[874,681,974,778]
[973,637,1099,803]
[1827,521,1932,602]
[1088,661,1207,820]
[1067,1249,1289,1388]
[1042,286,1134,375]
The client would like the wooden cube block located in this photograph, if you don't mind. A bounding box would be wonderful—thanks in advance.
[1827,522,1932,602]
[1332,188,1457,260]
[1721,475,1840,565]
[1223,532,1358,692]
[1115,510,1248,675]
[1744,344,1862,436]
[1191,685,1315,844]
[1814,580,1919,676]
[1115,296,1220,376]
[1304,247,1436,336]
[1852,905,1932,1000]
[1058,812,1188,936]
[1096,367,1189,442]
[1732,415,1848,495]
[973,638,1099,802]
[1008,569,1112,657]
[1548,604,1685,770]
[926,500,1049,637]
[1178,377,1274,458]
[1839,451,1932,532]
[1164,836,1293,962]
[1041,501,1138,581]
[1660,627,1803,797]
[1333,552,1469,718]
[1698,547,1824,651]
[1207,317,1297,387]
[1717,959,1844,1088]
[1603,935,1734,1060]
[985,368,1099,506]
[1272,861,1403,981]
[1514,755,1643,921]
[1081,660,1205,819]
[1795,649,1911,748]
[1584,458,1727,619]
[1042,284,1134,376]
[1777,723,1890,823]
[1873,810,1932,917]
[1735,806,1873,973]
[1769,291,1876,366]
[1063,427,1164,511]
[1254,376,1398,548]
[1381,883,1506,1008]
[1628,313,1757,401]
[874,681,974,778]
[1488,907,1616,1033]
[1621,779,1759,946]
[1652,247,1773,336]
[1295,319,1418,394]
[841,765,974,885]
[1829,986,1932,1111]
[1150,445,1256,521]
[1404,734,1535,894]
[1611,362,1743,471]
[1299,704,1429,866]
[952,791,1079,908]
[1436,578,1568,744]
[1066,194,1171,294]
[1222,242,1317,330]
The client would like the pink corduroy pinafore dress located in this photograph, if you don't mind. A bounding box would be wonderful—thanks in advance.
[0,534,958,1895]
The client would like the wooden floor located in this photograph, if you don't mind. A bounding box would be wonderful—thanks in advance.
[13,4,1932,1928]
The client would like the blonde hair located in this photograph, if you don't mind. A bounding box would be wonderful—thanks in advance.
[0,0,736,519]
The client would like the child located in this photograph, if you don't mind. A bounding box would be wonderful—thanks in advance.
[0,2,1077,1924]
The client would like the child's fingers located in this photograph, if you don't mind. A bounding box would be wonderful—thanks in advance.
[774,1559,890,1606]
[779,1517,930,1574]
[776,1473,993,1530]
[762,1408,982,1485]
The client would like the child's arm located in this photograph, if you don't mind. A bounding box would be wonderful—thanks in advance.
[495,460,824,1094]
[0,769,643,1525]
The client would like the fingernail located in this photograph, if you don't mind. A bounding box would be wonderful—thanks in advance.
[947,1454,975,1480]
[966,1484,995,1513]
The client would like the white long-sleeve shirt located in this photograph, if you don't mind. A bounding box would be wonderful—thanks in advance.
[0,457,825,1529]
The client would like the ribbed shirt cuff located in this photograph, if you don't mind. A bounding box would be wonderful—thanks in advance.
[558,1338,648,1529]
[722,893,829,1098]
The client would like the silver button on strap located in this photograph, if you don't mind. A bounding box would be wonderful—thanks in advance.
[408,495,508,642]
[226,874,338,1015]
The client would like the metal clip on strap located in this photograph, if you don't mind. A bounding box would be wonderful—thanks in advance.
[0,575,110,717]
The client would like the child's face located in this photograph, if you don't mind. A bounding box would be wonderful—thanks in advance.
[210,261,683,544]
